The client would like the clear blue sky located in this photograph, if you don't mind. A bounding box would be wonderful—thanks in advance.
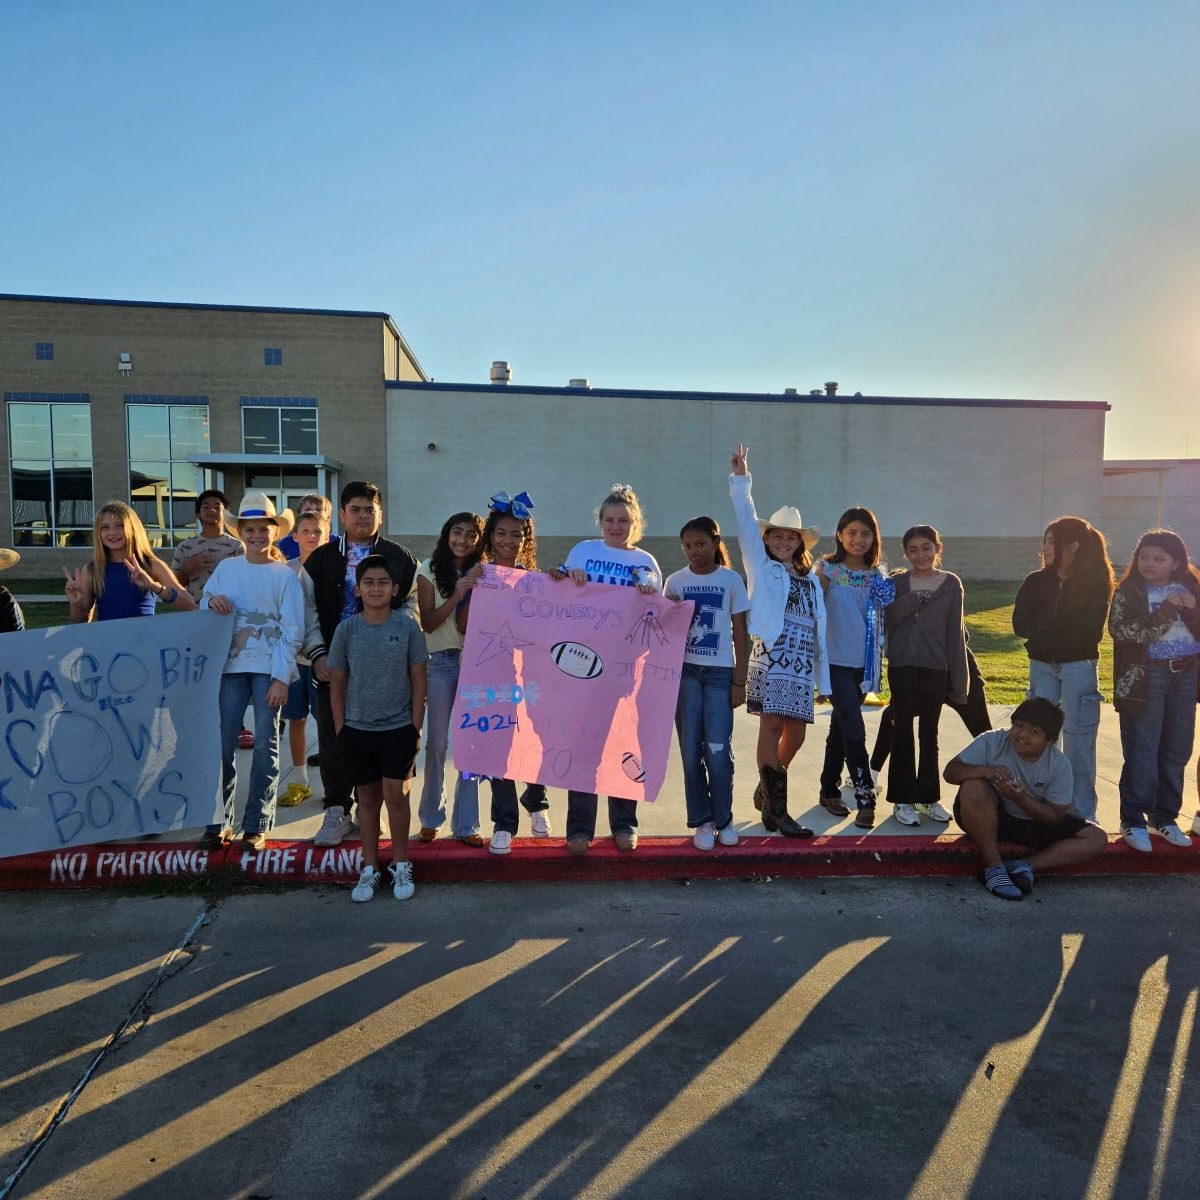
[3,0,1197,457]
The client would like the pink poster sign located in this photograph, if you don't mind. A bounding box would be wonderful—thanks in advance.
[452,567,693,801]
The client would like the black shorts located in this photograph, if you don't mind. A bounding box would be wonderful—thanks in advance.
[953,790,1090,851]
[338,724,420,786]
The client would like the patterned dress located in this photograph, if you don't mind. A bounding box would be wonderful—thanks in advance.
[746,571,818,721]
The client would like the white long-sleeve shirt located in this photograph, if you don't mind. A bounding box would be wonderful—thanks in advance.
[729,472,830,694]
[202,557,303,685]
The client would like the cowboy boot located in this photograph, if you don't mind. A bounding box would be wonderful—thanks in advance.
[759,765,812,838]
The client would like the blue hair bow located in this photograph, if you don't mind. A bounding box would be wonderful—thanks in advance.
[489,491,535,519]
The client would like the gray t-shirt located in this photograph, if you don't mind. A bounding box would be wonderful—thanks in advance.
[327,610,428,731]
[957,729,1074,820]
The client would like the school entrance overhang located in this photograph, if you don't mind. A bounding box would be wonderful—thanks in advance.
[187,453,344,527]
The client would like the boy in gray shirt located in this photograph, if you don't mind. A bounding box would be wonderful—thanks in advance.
[945,697,1106,901]
[328,555,428,903]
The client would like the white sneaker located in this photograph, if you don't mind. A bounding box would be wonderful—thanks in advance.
[314,805,353,847]
[351,866,381,903]
[894,803,921,826]
[1151,823,1192,848]
[717,824,740,847]
[489,830,513,855]
[390,860,415,900]
[915,802,952,823]
[1122,827,1153,853]
[692,822,716,851]
[529,809,552,837]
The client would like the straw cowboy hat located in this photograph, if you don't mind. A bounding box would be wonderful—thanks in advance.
[758,506,820,552]
[228,492,295,537]
[0,548,19,571]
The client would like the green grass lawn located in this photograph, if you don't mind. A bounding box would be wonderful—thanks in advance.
[13,576,1108,705]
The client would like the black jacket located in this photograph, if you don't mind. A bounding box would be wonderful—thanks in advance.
[302,534,418,662]
[1011,568,1109,663]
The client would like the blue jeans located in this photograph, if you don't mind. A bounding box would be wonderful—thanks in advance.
[566,792,639,841]
[820,664,873,797]
[674,663,735,830]
[417,650,480,837]
[214,673,281,835]
[1027,658,1103,819]
[1117,659,1198,830]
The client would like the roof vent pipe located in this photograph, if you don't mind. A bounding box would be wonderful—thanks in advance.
[490,361,512,385]
[824,380,838,395]
[568,378,591,389]
[784,387,798,395]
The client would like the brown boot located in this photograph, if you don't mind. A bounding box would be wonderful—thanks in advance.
[752,781,765,811]
[759,765,812,839]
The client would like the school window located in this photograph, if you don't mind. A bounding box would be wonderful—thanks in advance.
[240,400,318,456]
[6,397,94,547]
[264,347,283,366]
[126,398,212,545]
[35,342,54,361]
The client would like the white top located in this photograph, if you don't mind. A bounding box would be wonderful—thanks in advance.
[202,557,303,685]
[417,559,466,654]
[564,540,662,591]
[729,473,830,693]
[664,565,750,668]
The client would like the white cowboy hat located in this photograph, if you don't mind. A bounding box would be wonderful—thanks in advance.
[228,492,295,538]
[0,548,19,571]
[758,506,820,551]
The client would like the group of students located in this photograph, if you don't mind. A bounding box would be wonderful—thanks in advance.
[28,440,1200,905]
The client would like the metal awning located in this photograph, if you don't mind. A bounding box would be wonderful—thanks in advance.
[187,453,344,470]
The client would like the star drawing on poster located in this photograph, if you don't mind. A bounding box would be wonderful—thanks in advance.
[474,621,534,666]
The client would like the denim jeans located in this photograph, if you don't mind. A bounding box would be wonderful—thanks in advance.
[1117,659,1198,830]
[674,663,735,829]
[1028,658,1103,819]
[417,650,479,836]
[214,672,281,835]
[820,665,872,797]
[490,780,551,835]
[566,792,639,841]
[886,665,947,807]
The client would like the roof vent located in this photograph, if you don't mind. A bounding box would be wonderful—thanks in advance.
[809,388,822,396]
[784,387,798,395]
[824,381,838,395]
[489,360,512,385]
[568,377,591,389]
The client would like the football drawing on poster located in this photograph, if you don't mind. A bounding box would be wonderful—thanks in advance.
[452,566,693,801]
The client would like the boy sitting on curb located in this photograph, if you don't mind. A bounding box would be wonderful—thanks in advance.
[328,555,428,903]
[945,697,1107,900]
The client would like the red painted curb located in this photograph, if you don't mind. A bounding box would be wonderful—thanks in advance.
[1,834,1198,890]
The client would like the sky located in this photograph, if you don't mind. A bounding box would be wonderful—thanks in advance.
[2,0,1198,458]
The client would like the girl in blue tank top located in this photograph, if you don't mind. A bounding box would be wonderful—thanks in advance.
[64,502,195,622]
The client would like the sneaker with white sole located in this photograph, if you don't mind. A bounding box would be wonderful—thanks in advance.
[692,822,716,851]
[529,809,552,837]
[390,860,415,900]
[717,824,740,847]
[894,803,921,826]
[351,866,381,903]
[1122,827,1153,853]
[314,805,353,847]
[1151,823,1192,848]
[489,830,513,855]
[915,802,952,822]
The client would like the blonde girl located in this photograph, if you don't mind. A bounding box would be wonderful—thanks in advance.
[64,501,195,621]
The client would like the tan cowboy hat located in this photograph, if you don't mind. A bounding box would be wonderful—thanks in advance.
[758,506,820,551]
[0,548,19,571]
[228,492,295,538]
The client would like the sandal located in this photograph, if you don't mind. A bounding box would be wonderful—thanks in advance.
[819,792,850,817]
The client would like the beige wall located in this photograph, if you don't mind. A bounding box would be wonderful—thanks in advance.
[385,385,1106,580]
[0,298,404,574]
[1103,461,1200,565]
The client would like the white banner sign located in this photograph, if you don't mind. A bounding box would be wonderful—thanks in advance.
[0,612,232,858]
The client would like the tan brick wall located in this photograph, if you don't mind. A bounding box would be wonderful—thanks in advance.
[1,299,401,575]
